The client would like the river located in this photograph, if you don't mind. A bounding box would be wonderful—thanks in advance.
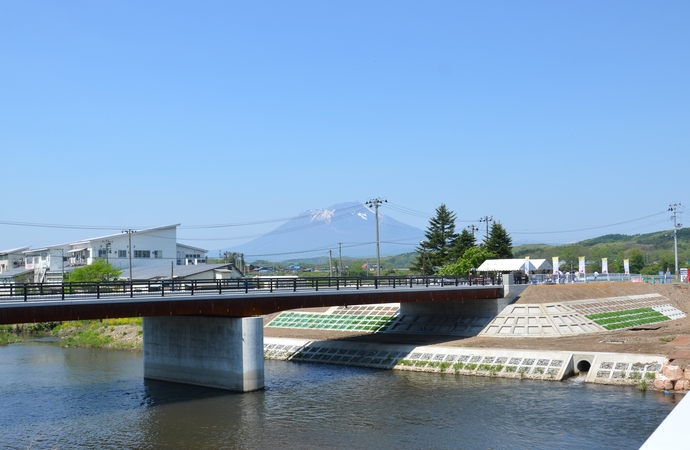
[0,338,680,449]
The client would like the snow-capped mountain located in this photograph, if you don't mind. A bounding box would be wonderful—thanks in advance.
[223,201,424,261]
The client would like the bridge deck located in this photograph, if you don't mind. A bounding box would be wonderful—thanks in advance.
[0,285,503,325]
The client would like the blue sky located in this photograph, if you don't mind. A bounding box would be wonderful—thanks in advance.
[1,1,688,254]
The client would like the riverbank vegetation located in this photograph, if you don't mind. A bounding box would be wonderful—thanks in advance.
[0,325,21,345]
[52,318,143,350]
[0,319,143,350]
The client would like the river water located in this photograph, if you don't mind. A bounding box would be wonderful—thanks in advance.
[0,339,680,449]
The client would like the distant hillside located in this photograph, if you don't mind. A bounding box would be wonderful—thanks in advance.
[513,228,690,274]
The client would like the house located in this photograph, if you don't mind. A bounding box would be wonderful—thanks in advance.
[0,247,28,274]
[5,224,211,283]
[0,247,33,284]
[125,263,244,281]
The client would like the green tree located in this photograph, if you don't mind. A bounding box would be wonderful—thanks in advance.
[483,222,513,259]
[65,259,122,282]
[437,247,495,276]
[624,248,646,274]
[558,244,583,272]
[347,259,369,277]
[451,228,476,260]
[411,204,459,274]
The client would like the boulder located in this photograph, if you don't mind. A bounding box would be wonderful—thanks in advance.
[663,364,684,381]
[654,374,669,390]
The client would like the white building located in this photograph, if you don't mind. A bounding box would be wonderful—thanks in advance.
[10,224,212,283]
[0,247,28,274]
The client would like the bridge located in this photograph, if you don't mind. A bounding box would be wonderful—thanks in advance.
[0,277,506,392]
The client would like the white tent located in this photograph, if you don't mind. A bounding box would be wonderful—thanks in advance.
[477,258,552,272]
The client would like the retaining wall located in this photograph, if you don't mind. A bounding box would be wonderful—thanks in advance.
[264,337,663,387]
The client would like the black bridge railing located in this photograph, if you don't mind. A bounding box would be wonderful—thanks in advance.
[0,276,499,303]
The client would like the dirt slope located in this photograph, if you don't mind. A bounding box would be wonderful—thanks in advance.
[448,283,690,356]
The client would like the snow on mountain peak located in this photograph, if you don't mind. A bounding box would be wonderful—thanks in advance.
[309,208,335,223]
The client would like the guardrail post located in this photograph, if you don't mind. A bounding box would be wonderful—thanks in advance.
[293,279,297,292]
[315,278,319,292]
[162,281,165,297]
[336,277,339,291]
[97,283,100,299]
[218,280,222,295]
[130,281,134,298]
[62,283,65,300]
[24,283,28,302]
[375,278,378,289]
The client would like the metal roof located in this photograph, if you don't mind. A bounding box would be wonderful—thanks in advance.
[0,268,34,279]
[0,247,30,255]
[124,264,241,281]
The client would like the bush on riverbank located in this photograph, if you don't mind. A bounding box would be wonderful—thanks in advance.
[0,325,21,345]
[52,318,143,350]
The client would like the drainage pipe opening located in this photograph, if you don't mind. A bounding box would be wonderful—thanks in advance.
[576,360,591,372]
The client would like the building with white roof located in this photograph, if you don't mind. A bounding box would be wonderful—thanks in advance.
[2,224,215,283]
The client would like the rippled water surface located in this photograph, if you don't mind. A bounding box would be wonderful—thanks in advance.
[0,340,680,449]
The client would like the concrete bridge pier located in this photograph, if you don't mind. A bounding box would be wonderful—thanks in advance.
[143,315,264,392]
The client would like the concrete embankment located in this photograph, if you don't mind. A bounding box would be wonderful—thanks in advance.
[264,337,663,387]
[263,283,690,390]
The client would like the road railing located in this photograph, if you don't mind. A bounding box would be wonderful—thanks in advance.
[0,275,500,302]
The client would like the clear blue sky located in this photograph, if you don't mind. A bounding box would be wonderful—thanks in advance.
[1,1,688,253]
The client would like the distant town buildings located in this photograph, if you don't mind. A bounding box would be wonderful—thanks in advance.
[0,224,246,284]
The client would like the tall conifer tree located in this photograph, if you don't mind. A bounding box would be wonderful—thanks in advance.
[412,204,458,274]
[484,221,513,259]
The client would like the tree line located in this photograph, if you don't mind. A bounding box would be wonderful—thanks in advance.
[410,204,513,276]
[513,229,690,275]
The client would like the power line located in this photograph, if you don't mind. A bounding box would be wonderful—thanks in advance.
[509,211,668,235]
[0,206,680,251]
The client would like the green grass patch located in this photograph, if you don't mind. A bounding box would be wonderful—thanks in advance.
[0,330,21,345]
[60,329,114,348]
[267,312,397,332]
[586,308,670,330]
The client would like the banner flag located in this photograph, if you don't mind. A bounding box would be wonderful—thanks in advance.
[602,258,608,275]
[524,256,530,273]
[552,257,559,275]
[624,259,630,275]
[579,256,586,274]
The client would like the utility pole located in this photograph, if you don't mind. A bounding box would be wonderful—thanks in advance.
[479,216,493,241]
[467,224,479,236]
[122,229,135,281]
[59,248,65,281]
[669,203,682,276]
[366,198,387,277]
[328,250,333,277]
[101,239,112,264]
[338,242,344,277]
